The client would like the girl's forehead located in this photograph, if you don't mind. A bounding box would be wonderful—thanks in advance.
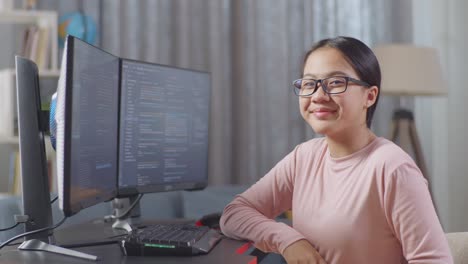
[304,48,357,78]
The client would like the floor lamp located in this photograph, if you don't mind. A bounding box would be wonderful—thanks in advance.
[373,44,446,187]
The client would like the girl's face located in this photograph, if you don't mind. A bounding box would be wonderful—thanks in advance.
[299,47,378,137]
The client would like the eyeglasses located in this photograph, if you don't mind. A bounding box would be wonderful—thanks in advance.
[292,76,371,97]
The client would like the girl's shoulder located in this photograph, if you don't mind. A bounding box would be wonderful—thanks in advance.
[367,137,419,173]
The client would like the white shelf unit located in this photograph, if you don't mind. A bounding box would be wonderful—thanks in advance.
[0,67,59,194]
[0,9,59,71]
[0,136,19,144]
[0,68,59,139]
[0,9,59,139]
[0,10,60,193]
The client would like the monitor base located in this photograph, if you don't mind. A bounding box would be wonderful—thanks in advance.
[19,239,98,261]
[112,218,133,232]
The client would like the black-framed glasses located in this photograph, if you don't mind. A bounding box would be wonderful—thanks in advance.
[292,76,371,97]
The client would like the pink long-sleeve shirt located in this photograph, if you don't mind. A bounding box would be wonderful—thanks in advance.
[220,137,452,264]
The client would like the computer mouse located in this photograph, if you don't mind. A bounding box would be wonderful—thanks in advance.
[196,212,222,229]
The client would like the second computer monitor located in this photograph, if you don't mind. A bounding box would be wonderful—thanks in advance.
[118,60,211,196]
[57,36,120,216]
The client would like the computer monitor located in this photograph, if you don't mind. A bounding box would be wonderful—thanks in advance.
[15,56,52,241]
[56,36,120,217]
[117,59,211,197]
[15,56,100,261]
[56,35,212,222]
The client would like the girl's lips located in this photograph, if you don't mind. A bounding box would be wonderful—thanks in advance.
[311,108,336,119]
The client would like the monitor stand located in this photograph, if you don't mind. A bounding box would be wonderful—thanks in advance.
[110,195,142,232]
[18,237,98,261]
[48,196,142,249]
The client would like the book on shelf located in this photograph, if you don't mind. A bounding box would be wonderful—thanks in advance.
[21,26,36,59]
[11,150,21,195]
[35,27,50,69]
[20,25,51,70]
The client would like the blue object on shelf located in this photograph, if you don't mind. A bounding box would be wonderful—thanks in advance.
[58,12,97,47]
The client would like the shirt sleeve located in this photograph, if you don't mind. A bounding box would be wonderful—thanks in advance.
[220,145,307,254]
[384,162,453,264]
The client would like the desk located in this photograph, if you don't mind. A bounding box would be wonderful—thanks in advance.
[0,239,256,264]
[0,219,257,264]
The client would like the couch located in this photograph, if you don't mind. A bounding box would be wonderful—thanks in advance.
[447,232,468,264]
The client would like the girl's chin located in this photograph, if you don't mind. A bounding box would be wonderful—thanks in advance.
[308,123,334,135]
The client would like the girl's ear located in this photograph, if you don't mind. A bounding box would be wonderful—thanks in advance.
[366,86,379,108]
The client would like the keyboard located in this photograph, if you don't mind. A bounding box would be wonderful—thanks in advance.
[120,223,222,256]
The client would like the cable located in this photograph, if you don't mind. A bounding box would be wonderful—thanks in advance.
[0,215,67,251]
[7,242,23,247]
[113,194,144,220]
[0,215,28,232]
[115,194,143,220]
[0,222,20,232]
[0,196,58,232]
[50,196,58,204]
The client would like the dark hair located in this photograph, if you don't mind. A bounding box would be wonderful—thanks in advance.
[302,36,381,128]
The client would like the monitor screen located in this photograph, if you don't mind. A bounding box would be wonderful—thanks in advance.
[118,59,211,196]
[57,36,120,216]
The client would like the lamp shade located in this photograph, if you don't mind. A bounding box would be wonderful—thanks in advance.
[373,44,446,96]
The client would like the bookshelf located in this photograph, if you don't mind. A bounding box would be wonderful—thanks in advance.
[0,68,59,138]
[0,9,59,138]
[0,9,58,71]
[0,9,59,194]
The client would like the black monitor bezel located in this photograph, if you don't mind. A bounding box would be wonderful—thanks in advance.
[15,56,53,241]
[61,36,118,216]
[60,36,212,208]
[116,58,211,197]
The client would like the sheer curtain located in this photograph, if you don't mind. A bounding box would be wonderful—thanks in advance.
[39,0,411,185]
[413,0,468,232]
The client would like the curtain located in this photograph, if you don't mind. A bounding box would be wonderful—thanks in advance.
[39,0,412,185]
[413,0,468,232]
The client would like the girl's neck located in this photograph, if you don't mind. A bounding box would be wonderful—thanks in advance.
[326,126,376,158]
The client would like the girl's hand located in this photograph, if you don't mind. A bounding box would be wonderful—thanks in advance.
[282,239,327,264]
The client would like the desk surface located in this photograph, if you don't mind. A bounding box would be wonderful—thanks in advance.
[0,219,256,264]
[0,239,255,264]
